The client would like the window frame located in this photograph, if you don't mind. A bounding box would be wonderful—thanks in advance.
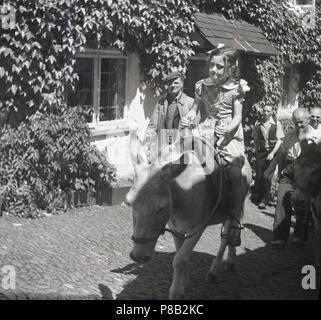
[72,48,128,129]
[293,0,315,6]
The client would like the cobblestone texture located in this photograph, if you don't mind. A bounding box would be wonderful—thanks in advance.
[0,197,319,300]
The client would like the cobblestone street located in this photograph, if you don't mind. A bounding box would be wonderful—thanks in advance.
[0,197,319,300]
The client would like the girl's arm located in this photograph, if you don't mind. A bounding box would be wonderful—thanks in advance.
[216,98,243,136]
[228,98,243,133]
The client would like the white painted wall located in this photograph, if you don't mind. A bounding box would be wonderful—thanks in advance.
[90,53,158,185]
[277,64,300,120]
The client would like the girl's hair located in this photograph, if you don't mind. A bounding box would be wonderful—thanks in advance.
[207,46,240,83]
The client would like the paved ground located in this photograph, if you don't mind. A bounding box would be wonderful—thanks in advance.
[0,197,319,300]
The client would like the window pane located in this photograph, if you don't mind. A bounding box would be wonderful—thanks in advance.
[101,58,110,73]
[185,59,207,98]
[67,57,94,123]
[282,67,291,107]
[100,73,109,90]
[296,0,313,5]
[99,58,126,121]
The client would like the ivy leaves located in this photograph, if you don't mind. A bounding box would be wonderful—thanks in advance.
[98,0,199,95]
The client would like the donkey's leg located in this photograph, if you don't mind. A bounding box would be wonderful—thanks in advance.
[312,199,321,268]
[173,234,184,251]
[172,235,190,290]
[169,230,204,300]
[223,245,236,272]
[315,222,321,269]
[313,212,321,268]
[223,205,244,272]
[207,220,230,282]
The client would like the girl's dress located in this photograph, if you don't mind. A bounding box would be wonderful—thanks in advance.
[194,78,250,169]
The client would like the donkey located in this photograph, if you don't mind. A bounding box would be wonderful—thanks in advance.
[125,129,250,299]
[292,138,321,268]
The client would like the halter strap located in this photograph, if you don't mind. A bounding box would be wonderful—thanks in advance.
[131,228,166,245]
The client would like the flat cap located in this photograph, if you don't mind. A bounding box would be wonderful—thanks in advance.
[164,70,184,82]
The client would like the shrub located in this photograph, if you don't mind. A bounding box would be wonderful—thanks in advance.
[0,106,116,217]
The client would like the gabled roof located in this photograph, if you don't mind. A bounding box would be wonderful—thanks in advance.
[194,12,279,56]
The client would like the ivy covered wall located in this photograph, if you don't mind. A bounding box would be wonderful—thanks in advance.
[1,0,321,215]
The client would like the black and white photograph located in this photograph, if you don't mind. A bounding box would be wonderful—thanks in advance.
[0,0,320,306]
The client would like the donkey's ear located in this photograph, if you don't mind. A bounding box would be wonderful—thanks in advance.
[300,137,315,150]
[161,155,187,181]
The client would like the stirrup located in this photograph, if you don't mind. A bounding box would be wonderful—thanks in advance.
[221,218,244,247]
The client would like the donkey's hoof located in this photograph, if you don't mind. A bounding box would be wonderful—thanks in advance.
[206,273,216,284]
[223,262,236,273]
[169,288,185,300]
[169,293,185,300]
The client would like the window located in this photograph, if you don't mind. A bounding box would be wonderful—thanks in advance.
[292,0,315,29]
[295,0,314,5]
[68,53,127,123]
[185,58,208,98]
[281,65,300,109]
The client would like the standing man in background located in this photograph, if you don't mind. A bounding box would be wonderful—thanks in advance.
[252,105,284,209]
[149,69,194,139]
[147,69,195,161]
[271,108,312,246]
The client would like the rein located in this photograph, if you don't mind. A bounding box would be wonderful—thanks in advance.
[163,156,224,241]
[131,135,226,244]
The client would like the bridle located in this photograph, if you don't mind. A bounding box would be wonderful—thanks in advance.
[131,135,226,245]
[131,229,167,245]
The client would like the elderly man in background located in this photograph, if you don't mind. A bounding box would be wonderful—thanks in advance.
[309,107,321,142]
[149,70,194,140]
[271,108,315,246]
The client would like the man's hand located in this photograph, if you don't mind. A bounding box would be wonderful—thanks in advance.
[179,117,191,128]
[180,109,196,128]
[266,152,274,161]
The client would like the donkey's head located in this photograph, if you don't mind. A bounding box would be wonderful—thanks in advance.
[292,138,321,210]
[126,130,187,264]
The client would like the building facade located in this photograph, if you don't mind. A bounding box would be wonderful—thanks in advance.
[68,7,313,183]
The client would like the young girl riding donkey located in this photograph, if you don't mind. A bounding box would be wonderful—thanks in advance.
[181,45,252,245]
[126,46,252,299]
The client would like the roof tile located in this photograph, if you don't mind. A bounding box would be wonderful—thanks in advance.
[194,12,278,55]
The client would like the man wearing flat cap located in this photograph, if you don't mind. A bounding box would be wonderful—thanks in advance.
[149,69,194,140]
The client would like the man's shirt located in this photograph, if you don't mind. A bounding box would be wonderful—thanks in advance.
[309,124,321,143]
[165,92,181,130]
[283,128,301,161]
[150,92,194,132]
[252,117,284,152]
[283,126,316,162]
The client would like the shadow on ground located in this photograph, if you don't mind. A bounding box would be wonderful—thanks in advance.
[112,225,320,300]
[0,282,114,300]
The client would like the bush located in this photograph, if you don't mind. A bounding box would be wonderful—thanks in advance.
[0,106,116,218]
